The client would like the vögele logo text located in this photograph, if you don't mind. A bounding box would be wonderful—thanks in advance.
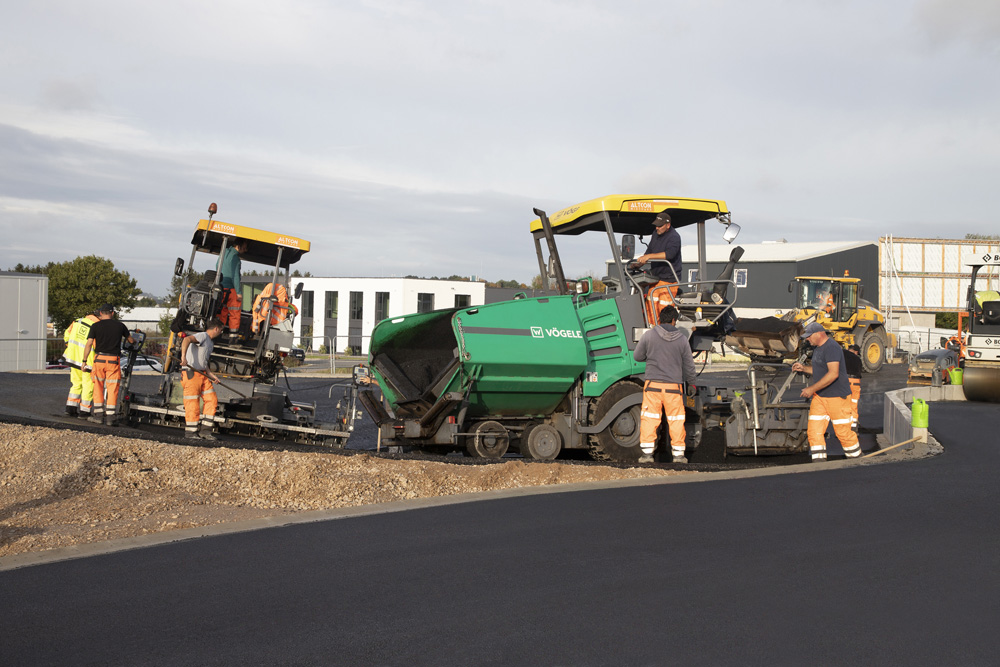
[544,328,582,339]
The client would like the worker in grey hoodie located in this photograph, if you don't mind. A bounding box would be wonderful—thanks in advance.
[633,305,697,463]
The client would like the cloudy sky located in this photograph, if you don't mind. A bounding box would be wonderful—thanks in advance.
[2,0,998,295]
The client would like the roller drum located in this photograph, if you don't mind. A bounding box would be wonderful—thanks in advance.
[961,364,1000,403]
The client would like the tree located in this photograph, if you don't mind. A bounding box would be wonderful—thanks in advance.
[47,256,142,330]
[166,270,206,307]
[135,296,159,307]
[9,262,53,274]
[965,233,1000,240]
[936,312,959,329]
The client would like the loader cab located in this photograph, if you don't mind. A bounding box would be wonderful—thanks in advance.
[792,277,859,324]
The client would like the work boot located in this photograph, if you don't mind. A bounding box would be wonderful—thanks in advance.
[185,430,202,440]
[198,428,217,441]
[638,453,654,463]
[105,416,119,428]
[87,415,103,424]
[674,455,688,464]
[78,411,91,420]
[65,406,78,417]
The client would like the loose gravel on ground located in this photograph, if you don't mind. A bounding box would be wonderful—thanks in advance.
[0,423,685,558]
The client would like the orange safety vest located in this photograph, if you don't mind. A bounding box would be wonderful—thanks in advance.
[252,283,291,332]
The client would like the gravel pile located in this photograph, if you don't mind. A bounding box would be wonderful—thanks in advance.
[0,423,685,558]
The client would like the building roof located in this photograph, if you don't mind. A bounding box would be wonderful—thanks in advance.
[681,240,875,263]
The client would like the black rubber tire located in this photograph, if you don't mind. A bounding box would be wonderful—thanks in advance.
[466,420,509,458]
[588,381,643,462]
[521,423,562,461]
[860,330,885,373]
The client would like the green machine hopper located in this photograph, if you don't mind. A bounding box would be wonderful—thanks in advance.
[358,195,744,462]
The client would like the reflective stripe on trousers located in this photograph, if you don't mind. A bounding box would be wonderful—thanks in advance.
[639,381,686,456]
[182,370,218,430]
[807,394,861,460]
[91,355,121,416]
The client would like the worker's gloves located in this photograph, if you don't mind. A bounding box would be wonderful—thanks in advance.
[685,384,697,397]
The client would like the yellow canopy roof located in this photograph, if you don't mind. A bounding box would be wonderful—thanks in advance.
[191,219,310,268]
[529,195,729,236]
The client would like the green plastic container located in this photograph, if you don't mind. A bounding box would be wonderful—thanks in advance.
[948,368,963,385]
[911,398,929,428]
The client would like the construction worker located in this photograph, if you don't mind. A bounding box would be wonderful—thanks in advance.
[792,322,862,461]
[633,305,696,464]
[180,318,224,440]
[844,343,863,431]
[251,281,292,333]
[815,285,835,314]
[633,211,682,325]
[62,309,100,418]
[80,305,136,426]
[219,238,248,340]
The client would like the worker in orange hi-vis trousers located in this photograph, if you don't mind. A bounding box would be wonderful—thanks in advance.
[632,211,682,325]
[180,318,225,440]
[792,323,862,461]
[219,238,248,341]
[80,305,136,427]
[844,344,863,431]
[633,305,697,464]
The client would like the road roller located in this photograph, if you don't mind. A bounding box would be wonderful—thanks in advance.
[961,250,1000,402]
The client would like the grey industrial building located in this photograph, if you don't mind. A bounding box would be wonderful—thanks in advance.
[678,241,879,316]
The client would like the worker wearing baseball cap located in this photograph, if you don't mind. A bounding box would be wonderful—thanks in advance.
[80,304,136,426]
[632,211,683,324]
[791,322,862,461]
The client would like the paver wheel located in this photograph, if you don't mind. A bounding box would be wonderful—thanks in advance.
[588,381,643,462]
[521,423,562,461]
[466,420,509,458]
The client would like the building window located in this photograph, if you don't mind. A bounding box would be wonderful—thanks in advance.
[375,292,390,322]
[300,324,313,351]
[454,294,470,308]
[300,290,314,318]
[324,291,338,319]
[350,292,364,320]
[417,293,435,313]
[734,269,747,288]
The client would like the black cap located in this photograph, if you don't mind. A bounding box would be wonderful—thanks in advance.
[98,304,115,314]
[653,211,671,227]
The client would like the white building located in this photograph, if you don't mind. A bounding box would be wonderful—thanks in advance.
[118,306,176,332]
[879,236,1000,328]
[246,277,486,354]
[0,272,48,371]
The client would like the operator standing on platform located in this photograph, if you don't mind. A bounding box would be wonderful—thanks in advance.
[62,309,100,418]
[633,305,696,464]
[180,318,224,440]
[220,238,248,341]
[791,322,862,461]
[633,211,682,322]
[80,305,136,426]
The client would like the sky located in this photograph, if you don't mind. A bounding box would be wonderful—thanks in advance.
[1,0,999,296]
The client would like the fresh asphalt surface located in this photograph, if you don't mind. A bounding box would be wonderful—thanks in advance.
[2,390,999,664]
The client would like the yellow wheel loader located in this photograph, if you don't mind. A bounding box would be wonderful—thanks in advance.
[782,274,895,373]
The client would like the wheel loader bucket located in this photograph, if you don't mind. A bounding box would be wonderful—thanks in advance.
[725,317,803,359]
